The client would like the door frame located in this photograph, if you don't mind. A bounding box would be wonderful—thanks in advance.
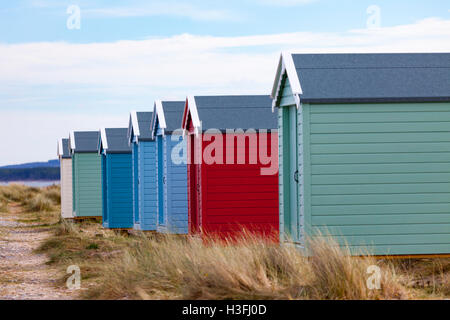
[282,105,299,242]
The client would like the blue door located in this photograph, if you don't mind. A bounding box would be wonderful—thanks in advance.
[157,137,165,225]
[133,143,139,223]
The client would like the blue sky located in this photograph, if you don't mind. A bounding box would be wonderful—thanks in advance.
[0,0,449,165]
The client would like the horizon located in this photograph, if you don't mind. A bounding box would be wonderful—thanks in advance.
[0,0,450,166]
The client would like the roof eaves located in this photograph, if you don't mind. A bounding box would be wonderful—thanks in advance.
[131,111,140,137]
[271,51,302,111]
[187,95,201,136]
[69,131,76,152]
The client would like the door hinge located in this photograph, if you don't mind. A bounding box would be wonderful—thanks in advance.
[294,170,299,183]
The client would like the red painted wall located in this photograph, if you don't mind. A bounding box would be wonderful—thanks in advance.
[187,131,279,241]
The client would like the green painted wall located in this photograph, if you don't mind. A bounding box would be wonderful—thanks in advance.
[73,153,103,217]
[301,102,450,255]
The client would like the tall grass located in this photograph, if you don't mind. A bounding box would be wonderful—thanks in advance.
[0,184,60,213]
[85,234,408,300]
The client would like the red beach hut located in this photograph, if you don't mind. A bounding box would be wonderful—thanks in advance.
[181,95,279,241]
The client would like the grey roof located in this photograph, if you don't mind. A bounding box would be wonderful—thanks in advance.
[194,95,276,130]
[60,139,71,159]
[71,131,100,153]
[127,111,153,142]
[291,53,450,103]
[101,128,131,154]
[157,101,186,133]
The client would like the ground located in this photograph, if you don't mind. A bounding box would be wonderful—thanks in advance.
[0,203,76,300]
[0,185,448,300]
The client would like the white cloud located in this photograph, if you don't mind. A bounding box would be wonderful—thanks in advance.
[254,0,318,6]
[1,17,450,164]
[26,0,239,22]
[84,3,238,21]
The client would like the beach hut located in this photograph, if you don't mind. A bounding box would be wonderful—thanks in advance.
[99,128,133,229]
[271,52,450,256]
[181,95,279,240]
[127,111,157,231]
[57,138,74,219]
[150,101,188,234]
[69,131,103,218]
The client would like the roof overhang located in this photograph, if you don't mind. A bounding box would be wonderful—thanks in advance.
[100,128,108,154]
[271,51,303,111]
[131,110,140,137]
[182,95,201,136]
[152,100,167,139]
[69,131,76,153]
[57,138,63,158]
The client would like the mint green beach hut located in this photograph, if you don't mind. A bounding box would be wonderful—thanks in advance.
[69,131,103,218]
[271,52,450,256]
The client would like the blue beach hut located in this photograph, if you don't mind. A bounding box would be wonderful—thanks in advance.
[127,111,157,231]
[150,100,188,234]
[99,128,133,229]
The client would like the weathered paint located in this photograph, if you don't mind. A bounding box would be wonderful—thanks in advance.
[72,153,102,217]
[60,158,74,218]
[102,153,133,229]
[156,134,188,234]
[132,139,157,231]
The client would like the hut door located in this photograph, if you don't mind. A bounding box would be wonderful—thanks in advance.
[283,105,299,241]
[189,134,200,233]
[102,155,108,222]
[157,136,165,226]
[133,143,139,223]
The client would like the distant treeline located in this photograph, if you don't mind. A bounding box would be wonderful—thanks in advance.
[0,167,60,181]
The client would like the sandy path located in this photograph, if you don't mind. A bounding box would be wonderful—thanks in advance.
[0,204,76,300]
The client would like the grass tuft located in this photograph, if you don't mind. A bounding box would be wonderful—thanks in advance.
[25,194,54,212]
[84,234,408,300]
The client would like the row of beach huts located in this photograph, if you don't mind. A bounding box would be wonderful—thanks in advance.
[57,52,450,256]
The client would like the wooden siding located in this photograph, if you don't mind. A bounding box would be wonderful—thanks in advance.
[198,133,279,239]
[303,102,450,255]
[134,141,157,231]
[103,153,133,229]
[72,153,102,217]
[60,158,74,218]
[157,135,188,234]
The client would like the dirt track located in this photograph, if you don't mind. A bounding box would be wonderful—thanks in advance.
[0,204,75,300]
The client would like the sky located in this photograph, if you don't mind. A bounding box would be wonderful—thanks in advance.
[0,0,449,166]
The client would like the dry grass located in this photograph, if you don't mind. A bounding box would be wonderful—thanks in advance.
[1,185,447,300]
[390,258,450,298]
[0,184,60,214]
[83,234,408,300]
[36,218,136,287]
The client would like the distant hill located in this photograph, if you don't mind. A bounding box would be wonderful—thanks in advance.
[0,160,60,181]
[0,159,59,169]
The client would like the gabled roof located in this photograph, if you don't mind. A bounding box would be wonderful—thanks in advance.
[69,131,100,154]
[182,95,276,132]
[150,100,185,137]
[271,52,450,107]
[99,128,131,154]
[127,111,153,143]
[57,138,71,159]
